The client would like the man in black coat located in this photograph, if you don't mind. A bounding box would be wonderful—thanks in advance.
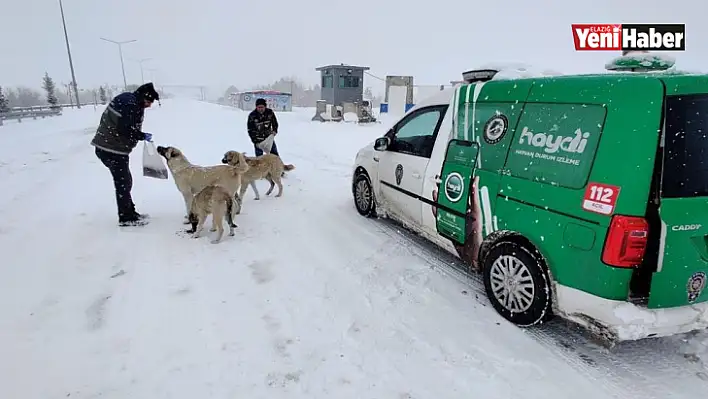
[247,98,280,156]
[90,82,159,226]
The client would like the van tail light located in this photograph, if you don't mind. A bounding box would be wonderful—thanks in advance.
[601,215,650,268]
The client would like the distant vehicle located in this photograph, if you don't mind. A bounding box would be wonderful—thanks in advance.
[351,60,708,344]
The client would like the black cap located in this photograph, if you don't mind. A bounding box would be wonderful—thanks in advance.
[255,98,266,106]
[135,82,160,102]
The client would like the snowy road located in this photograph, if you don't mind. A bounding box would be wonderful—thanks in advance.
[0,100,706,399]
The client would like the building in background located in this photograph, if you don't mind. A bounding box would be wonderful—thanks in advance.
[312,63,376,123]
[230,90,292,111]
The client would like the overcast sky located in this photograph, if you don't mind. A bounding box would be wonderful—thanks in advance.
[1,0,704,95]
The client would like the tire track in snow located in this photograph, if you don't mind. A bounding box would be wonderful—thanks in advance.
[371,218,708,399]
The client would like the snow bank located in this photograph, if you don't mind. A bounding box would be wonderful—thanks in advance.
[556,284,708,342]
[343,112,359,122]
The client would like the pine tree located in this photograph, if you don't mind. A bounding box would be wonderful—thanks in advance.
[0,86,9,113]
[42,73,59,108]
[99,86,107,104]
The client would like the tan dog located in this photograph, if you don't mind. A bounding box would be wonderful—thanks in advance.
[221,151,295,205]
[186,185,237,244]
[157,145,248,223]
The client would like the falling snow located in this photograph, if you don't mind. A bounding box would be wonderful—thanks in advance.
[0,99,706,399]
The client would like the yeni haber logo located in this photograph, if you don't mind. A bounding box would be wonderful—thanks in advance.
[571,24,685,51]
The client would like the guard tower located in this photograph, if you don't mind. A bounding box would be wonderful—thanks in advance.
[316,64,369,105]
[312,64,374,122]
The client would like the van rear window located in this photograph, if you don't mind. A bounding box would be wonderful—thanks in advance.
[662,94,708,198]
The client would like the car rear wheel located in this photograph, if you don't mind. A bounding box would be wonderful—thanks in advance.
[482,241,552,326]
[353,173,376,217]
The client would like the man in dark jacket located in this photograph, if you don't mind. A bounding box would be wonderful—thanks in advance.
[247,98,279,156]
[91,82,159,226]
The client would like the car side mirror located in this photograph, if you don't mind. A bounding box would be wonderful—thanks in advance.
[374,137,390,151]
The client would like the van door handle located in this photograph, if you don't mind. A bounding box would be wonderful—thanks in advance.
[412,172,422,179]
[373,156,379,162]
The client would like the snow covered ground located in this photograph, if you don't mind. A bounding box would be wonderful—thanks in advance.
[0,99,707,399]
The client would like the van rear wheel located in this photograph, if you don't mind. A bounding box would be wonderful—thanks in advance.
[482,241,552,326]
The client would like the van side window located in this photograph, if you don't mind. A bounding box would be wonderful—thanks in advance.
[504,103,606,188]
[388,106,446,158]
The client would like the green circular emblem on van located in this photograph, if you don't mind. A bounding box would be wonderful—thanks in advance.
[444,172,464,203]
[483,114,508,144]
[687,271,706,303]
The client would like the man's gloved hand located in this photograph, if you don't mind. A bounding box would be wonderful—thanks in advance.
[143,132,153,142]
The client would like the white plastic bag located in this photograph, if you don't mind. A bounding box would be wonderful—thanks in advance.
[255,134,275,154]
[142,141,169,179]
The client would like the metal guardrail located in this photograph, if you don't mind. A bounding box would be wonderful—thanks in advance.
[0,105,62,126]
[0,102,95,126]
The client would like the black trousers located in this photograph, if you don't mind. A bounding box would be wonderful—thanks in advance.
[95,147,137,221]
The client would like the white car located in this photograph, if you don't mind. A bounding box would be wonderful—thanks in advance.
[352,88,459,253]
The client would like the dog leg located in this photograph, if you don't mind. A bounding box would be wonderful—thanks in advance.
[232,192,242,216]
[193,214,206,238]
[185,212,198,233]
[182,191,193,224]
[273,176,284,197]
[236,185,248,213]
[226,196,238,236]
[265,177,276,196]
[250,181,260,200]
[210,213,217,232]
[211,218,225,244]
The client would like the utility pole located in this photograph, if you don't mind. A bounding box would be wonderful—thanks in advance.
[133,58,152,83]
[100,37,137,90]
[145,68,158,84]
[59,0,80,108]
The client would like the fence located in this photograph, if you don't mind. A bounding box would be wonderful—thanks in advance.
[0,103,91,126]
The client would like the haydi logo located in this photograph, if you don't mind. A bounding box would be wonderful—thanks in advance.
[572,24,685,51]
[519,127,590,154]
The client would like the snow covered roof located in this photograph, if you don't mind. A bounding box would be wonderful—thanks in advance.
[462,63,564,83]
[604,52,676,72]
[315,64,370,71]
[405,87,457,111]
[235,90,292,96]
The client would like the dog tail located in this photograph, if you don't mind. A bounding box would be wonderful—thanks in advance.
[283,164,295,171]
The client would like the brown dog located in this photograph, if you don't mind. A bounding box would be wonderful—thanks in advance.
[221,151,294,207]
[157,145,248,223]
[186,185,237,244]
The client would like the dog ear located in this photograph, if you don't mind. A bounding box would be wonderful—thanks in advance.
[234,152,249,173]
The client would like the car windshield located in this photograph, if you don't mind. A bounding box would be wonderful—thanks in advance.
[662,94,708,198]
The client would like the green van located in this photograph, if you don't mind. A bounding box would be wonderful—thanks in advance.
[351,56,708,343]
